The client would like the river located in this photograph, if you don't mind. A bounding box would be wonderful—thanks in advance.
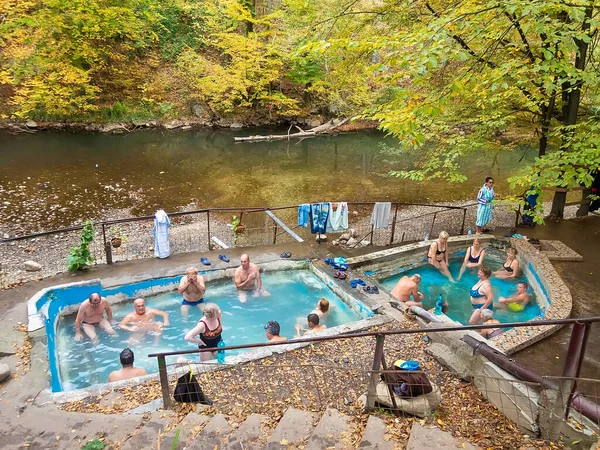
[0,128,534,234]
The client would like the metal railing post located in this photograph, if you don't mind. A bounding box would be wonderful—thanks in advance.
[206,210,211,250]
[366,334,385,410]
[460,208,467,235]
[102,224,112,264]
[429,212,437,237]
[157,355,172,409]
[273,223,278,245]
[562,321,591,419]
[389,203,399,245]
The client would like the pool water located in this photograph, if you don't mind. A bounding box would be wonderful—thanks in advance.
[54,270,362,391]
[380,256,541,325]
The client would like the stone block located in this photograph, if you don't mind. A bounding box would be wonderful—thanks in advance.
[305,408,350,450]
[407,423,477,450]
[358,415,392,450]
[264,407,317,450]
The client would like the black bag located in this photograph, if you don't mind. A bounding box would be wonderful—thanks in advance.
[173,371,213,405]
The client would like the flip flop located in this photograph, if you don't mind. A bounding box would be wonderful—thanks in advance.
[333,264,340,270]
[218,255,230,263]
[354,279,366,286]
[338,272,347,280]
[363,286,371,293]
[280,252,292,258]
[324,258,333,265]
[350,280,358,288]
[200,257,211,265]
[334,272,340,278]
[333,257,347,265]
[371,286,379,294]
[338,264,348,271]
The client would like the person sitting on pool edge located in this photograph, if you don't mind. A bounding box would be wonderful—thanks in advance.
[457,238,486,281]
[265,320,288,342]
[108,348,148,382]
[390,274,424,307]
[178,267,206,317]
[479,309,502,339]
[469,266,494,325]
[498,281,530,312]
[74,293,117,344]
[295,313,326,337]
[427,231,455,282]
[311,298,330,318]
[234,254,271,303]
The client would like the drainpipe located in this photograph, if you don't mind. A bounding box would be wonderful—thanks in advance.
[462,334,600,423]
[409,306,444,323]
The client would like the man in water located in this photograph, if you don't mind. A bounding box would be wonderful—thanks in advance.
[119,298,170,345]
[178,267,206,316]
[390,274,424,307]
[74,293,117,344]
[265,320,288,342]
[295,313,326,337]
[498,282,530,312]
[234,254,270,303]
[107,348,148,382]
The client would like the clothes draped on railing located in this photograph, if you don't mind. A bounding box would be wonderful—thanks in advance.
[297,203,311,228]
[371,202,391,229]
[310,203,330,234]
[153,209,171,258]
[326,202,348,233]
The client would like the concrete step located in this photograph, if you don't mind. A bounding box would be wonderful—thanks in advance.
[223,413,270,450]
[162,412,211,450]
[188,414,232,450]
[264,407,317,450]
[358,416,393,450]
[121,416,171,450]
[406,423,477,450]
[305,408,350,450]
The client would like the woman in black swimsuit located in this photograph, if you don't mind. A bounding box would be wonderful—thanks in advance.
[428,231,454,281]
[493,247,519,279]
[458,238,486,280]
[184,303,223,362]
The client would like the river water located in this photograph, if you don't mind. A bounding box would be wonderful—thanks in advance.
[0,128,534,234]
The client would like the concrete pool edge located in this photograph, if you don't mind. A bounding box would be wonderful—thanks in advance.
[346,235,573,355]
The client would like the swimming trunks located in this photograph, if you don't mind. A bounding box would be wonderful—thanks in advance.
[198,319,223,349]
[468,247,481,264]
[82,320,97,325]
[182,298,205,306]
[507,302,525,312]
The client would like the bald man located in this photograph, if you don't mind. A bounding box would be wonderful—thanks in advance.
[74,293,117,344]
[119,298,169,345]
[177,267,206,316]
[234,254,270,303]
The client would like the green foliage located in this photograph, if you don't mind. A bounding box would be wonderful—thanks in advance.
[81,439,105,450]
[171,428,181,450]
[67,220,95,272]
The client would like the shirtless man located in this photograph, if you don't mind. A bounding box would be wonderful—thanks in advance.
[498,282,530,312]
[265,321,288,342]
[74,293,117,344]
[390,274,424,307]
[178,267,206,316]
[119,298,170,345]
[234,254,270,303]
[295,313,326,337]
[107,348,147,382]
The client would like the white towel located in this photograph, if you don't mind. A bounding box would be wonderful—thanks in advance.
[153,209,171,258]
[370,202,391,229]
[326,202,349,233]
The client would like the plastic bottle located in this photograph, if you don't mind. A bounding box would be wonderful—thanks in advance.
[467,227,473,235]
[217,340,225,364]
[434,294,444,315]
[424,233,429,242]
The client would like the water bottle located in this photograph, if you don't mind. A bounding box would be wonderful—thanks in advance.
[434,294,444,315]
[424,233,429,242]
[467,227,473,236]
[217,340,225,364]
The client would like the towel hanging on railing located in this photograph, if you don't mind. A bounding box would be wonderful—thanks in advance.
[371,202,391,229]
[326,202,348,233]
[153,209,171,258]
[310,203,330,234]
[297,204,310,228]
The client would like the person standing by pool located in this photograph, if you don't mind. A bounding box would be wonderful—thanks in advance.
[498,281,530,312]
[428,231,455,282]
[295,313,327,337]
[476,177,495,234]
[234,254,270,303]
[457,238,486,281]
[184,303,223,362]
[74,293,117,344]
[390,274,424,307]
[107,348,148,382]
[119,298,170,345]
[469,266,494,324]
[493,247,520,279]
[178,267,206,317]
[264,320,288,342]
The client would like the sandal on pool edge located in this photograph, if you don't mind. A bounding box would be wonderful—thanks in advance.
[338,272,347,280]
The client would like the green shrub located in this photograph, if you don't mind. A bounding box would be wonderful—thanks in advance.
[67,220,95,271]
[81,439,105,450]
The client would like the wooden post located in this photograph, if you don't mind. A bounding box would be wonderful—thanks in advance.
[102,224,112,264]
[273,223,278,245]
[206,211,211,250]
[158,355,171,409]
[389,203,399,244]
[366,334,385,410]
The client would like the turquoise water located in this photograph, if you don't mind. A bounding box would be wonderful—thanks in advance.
[380,256,541,325]
[55,270,362,391]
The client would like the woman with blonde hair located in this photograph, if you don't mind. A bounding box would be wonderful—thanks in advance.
[184,303,223,362]
[311,298,330,318]
[428,231,454,281]
[457,238,486,281]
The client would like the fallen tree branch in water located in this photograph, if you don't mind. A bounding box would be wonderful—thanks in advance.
[233,117,353,142]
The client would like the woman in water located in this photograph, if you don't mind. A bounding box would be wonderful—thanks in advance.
[428,231,454,282]
[311,298,330,318]
[476,177,495,235]
[494,247,520,279]
[184,303,223,362]
[457,238,486,281]
[469,266,494,324]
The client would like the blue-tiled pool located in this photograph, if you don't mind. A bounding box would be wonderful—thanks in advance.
[42,270,367,392]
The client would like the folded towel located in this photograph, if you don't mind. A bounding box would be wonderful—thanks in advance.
[153,209,171,258]
[370,202,391,229]
[326,202,348,233]
[298,203,310,228]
